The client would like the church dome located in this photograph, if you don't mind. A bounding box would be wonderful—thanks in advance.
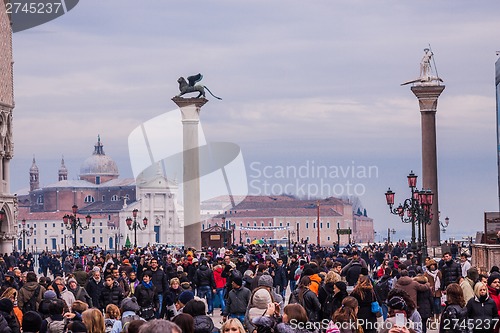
[79,136,119,179]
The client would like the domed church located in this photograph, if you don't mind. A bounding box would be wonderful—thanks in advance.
[17,136,184,251]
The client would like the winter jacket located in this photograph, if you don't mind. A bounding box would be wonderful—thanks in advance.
[318,282,346,320]
[85,277,104,310]
[393,276,430,306]
[466,295,499,333]
[213,267,226,289]
[0,311,19,333]
[194,265,216,289]
[0,314,11,333]
[460,277,476,304]
[73,269,88,287]
[193,315,214,333]
[415,276,434,319]
[440,304,468,333]
[295,288,321,322]
[424,269,443,298]
[351,289,377,333]
[222,286,251,317]
[99,281,125,310]
[135,282,159,311]
[273,265,288,292]
[440,260,462,290]
[487,286,500,318]
[342,262,363,286]
[150,269,167,295]
[17,281,45,312]
[68,285,92,307]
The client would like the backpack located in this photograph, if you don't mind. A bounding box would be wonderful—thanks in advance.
[321,286,336,320]
[46,317,68,333]
[374,278,391,303]
[22,285,41,313]
[121,314,141,333]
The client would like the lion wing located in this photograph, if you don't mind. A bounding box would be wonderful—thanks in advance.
[187,73,203,87]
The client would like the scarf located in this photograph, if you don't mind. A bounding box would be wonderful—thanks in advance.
[427,269,440,291]
[142,281,153,289]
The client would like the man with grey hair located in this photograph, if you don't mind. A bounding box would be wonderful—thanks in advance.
[138,319,181,333]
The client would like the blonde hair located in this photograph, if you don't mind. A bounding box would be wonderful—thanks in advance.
[221,318,245,333]
[474,282,488,298]
[82,308,105,333]
[170,278,180,286]
[325,270,341,284]
[105,304,121,320]
[0,287,17,302]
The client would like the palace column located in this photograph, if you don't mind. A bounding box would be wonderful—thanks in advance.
[172,97,208,250]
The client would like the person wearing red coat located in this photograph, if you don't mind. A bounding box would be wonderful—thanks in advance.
[487,273,500,318]
[213,264,226,313]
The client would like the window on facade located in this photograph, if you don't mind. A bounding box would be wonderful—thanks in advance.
[261,222,264,226]
[313,223,316,228]
[328,236,331,241]
[52,223,55,228]
[34,231,36,235]
[95,176,101,184]
[287,222,290,227]
[102,195,105,201]
[80,238,83,243]
[100,229,103,234]
[247,222,250,227]
[100,237,103,243]
[60,230,63,235]
[320,223,323,228]
[202,224,205,230]
[44,239,47,245]
[44,230,47,235]
[92,229,95,234]
[124,194,130,200]
[80,230,82,234]
[92,237,95,243]
[100,222,102,227]
[44,224,47,228]
[111,195,119,201]
[254,222,256,227]
[306,223,309,229]
[327,223,330,228]
[37,195,43,204]
[34,239,36,245]
[61,238,63,245]
[84,195,95,203]
[280,222,282,227]
[27,239,30,245]
[269,222,272,226]
[33,223,36,228]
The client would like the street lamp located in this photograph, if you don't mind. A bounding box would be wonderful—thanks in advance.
[387,228,396,243]
[126,209,148,248]
[63,205,91,250]
[244,231,248,244]
[385,171,433,262]
[18,219,33,253]
[115,233,124,255]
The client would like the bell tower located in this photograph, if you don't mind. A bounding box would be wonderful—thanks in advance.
[30,156,39,191]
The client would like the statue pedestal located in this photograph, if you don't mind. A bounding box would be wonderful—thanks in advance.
[172,97,208,250]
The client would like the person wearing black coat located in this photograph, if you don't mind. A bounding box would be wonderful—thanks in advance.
[350,276,378,333]
[440,252,462,290]
[415,275,434,333]
[85,270,103,310]
[0,299,19,333]
[290,276,321,323]
[272,259,288,298]
[148,259,167,318]
[99,275,125,311]
[193,261,216,315]
[318,280,347,321]
[134,271,159,321]
[466,283,499,333]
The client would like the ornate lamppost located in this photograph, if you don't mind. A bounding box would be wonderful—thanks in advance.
[126,209,148,248]
[385,171,434,262]
[387,228,396,243]
[18,219,33,253]
[63,205,92,250]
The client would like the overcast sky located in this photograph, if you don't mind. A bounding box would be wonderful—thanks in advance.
[9,0,500,240]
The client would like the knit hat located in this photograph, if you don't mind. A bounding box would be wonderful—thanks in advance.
[258,274,274,288]
[0,298,13,313]
[178,291,194,305]
[67,278,77,285]
[22,311,42,332]
[488,273,500,286]
[426,259,437,269]
[120,297,141,313]
[177,266,184,272]
[232,276,243,287]
[69,321,88,333]
[44,290,57,300]
[334,281,347,292]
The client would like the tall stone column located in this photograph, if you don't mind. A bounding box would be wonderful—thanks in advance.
[172,97,208,250]
[411,85,445,247]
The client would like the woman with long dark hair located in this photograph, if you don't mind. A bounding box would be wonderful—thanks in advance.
[351,275,378,333]
[326,296,362,333]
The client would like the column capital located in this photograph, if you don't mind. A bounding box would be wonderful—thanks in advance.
[171,96,208,109]
[411,85,445,112]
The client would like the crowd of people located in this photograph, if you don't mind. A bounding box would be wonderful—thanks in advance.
[0,240,495,333]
